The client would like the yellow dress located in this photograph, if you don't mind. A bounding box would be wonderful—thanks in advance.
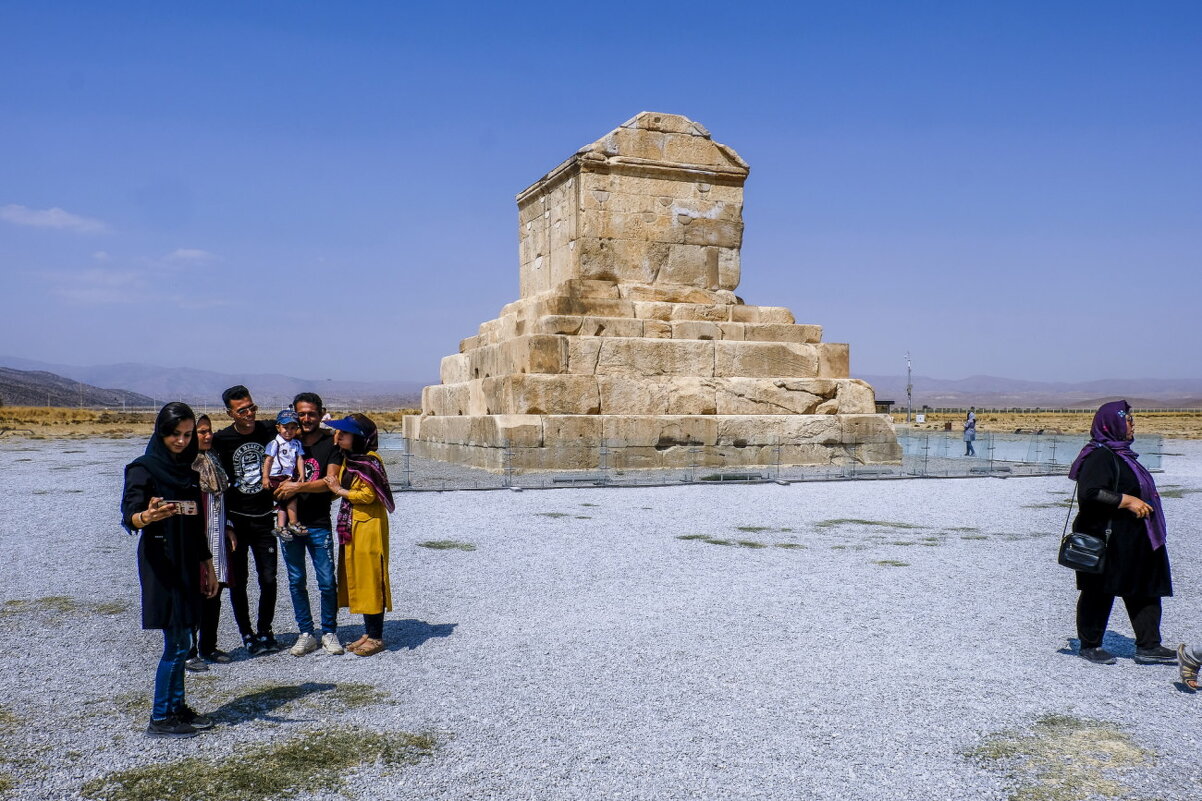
[336,454,392,615]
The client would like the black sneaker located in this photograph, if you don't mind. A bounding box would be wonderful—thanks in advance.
[184,656,208,672]
[258,633,281,653]
[1134,645,1178,665]
[146,715,197,739]
[244,634,266,656]
[176,704,215,731]
[1079,647,1117,665]
[202,649,232,664]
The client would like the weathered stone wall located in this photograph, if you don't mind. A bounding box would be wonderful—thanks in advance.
[407,112,900,471]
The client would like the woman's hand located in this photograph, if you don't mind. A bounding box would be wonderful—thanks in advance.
[142,497,178,525]
[323,475,344,497]
[1119,494,1154,519]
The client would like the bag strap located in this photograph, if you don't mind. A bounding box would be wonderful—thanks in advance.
[1067,445,1124,539]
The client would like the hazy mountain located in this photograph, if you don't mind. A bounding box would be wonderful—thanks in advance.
[0,356,426,409]
[859,374,1202,408]
[0,367,155,408]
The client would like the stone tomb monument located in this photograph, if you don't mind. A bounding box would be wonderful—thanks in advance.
[404,112,900,471]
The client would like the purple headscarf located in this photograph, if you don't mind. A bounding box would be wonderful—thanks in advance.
[1068,400,1165,549]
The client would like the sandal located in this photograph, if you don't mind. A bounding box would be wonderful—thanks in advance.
[1178,644,1200,690]
[354,638,385,657]
[346,634,371,653]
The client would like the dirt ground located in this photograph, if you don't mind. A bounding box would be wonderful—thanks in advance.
[893,410,1202,440]
[4,406,1200,440]
[0,407,420,440]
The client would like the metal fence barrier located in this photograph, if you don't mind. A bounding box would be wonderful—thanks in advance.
[373,430,1163,492]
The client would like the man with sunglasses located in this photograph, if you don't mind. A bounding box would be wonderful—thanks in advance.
[212,385,281,656]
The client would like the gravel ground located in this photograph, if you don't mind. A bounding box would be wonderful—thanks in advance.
[2,437,1201,800]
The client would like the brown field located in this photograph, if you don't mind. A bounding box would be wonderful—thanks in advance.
[0,407,422,440]
[3,406,1200,440]
[891,410,1202,440]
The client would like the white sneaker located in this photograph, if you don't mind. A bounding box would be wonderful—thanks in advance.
[320,632,345,655]
[290,632,318,657]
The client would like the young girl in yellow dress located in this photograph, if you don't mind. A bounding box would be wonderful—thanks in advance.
[323,413,395,656]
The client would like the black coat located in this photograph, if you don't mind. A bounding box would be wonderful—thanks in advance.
[1073,447,1172,597]
[122,464,209,630]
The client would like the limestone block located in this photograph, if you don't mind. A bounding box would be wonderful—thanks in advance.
[743,323,822,344]
[538,315,584,335]
[714,341,820,378]
[716,415,842,446]
[578,317,645,338]
[758,307,796,324]
[729,305,759,323]
[468,415,544,448]
[669,303,728,322]
[618,283,735,305]
[576,237,671,285]
[484,374,600,416]
[466,335,568,380]
[840,414,896,445]
[717,322,746,341]
[594,338,715,377]
[669,377,718,415]
[535,294,636,320]
[566,337,602,374]
[713,378,825,415]
[558,279,620,299]
[440,354,470,385]
[717,249,740,291]
[596,376,670,415]
[643,320,672,338]
[835,379,876,414]
[459,335,480,353]
[602,415,719,447]
[632,301,673,321]
[818,343,850,378]
[659,243,719,288]
[402,414,421,440]
[681,217,743,249]
[542,415,603,445]
[423,383,470,417]
[670,321,721,341]
[815,399,839,415]
[419,415,472,445]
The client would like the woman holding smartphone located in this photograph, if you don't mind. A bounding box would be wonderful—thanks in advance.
[121,402,219,738]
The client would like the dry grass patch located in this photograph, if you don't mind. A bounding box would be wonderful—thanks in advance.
[417,540,476,552]
[874,559,910,567]
[80,727,437,801]
[815,518,922,530]
[970,713,1153,801]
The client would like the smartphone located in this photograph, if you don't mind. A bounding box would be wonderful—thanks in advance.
[162,500,199,516]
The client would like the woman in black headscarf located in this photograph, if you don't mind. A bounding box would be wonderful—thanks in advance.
[1068,400,1173,666]
[121,402,219,738]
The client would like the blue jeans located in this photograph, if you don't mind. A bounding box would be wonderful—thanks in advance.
[282,526,338,635]
[153,626,191,719]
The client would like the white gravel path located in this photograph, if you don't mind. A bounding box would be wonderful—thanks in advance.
[2,437,1201,800]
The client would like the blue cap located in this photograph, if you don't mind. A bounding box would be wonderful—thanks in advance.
[276,409,300,425]
[325,415,366,438]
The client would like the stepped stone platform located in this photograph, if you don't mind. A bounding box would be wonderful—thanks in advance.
[404,112,900,471]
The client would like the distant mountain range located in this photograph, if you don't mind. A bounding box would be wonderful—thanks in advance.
[0,366,155,408]
[0,356,426,409]
[1,355,1198,410]
[859,374,1202,409]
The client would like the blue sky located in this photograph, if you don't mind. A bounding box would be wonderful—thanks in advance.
[1,1,1198,383]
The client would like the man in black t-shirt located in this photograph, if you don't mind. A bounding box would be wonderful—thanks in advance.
[272,392,344,656]
[211,385,280,655]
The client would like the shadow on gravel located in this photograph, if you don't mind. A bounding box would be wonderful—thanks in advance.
[210,682,336,725]
[338,619,457,652]
[1058,634,1136,660]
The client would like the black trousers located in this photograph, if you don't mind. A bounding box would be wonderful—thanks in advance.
[226,512,278,638]
[190,589,224,657]
[1077,589,1162,650]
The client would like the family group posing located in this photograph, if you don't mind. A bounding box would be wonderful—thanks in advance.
[120,387,395,739]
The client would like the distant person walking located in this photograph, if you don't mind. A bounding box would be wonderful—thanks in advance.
[963,408,977,457]
[323,413,395,657]
[185,414,233,670]
[1069,400,1174,666]
[121,402,218,738]
[212,385,281,656]
[272,393,344,657]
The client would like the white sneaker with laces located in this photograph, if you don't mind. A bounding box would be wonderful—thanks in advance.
[290,632,318,657]
[321,632,345,655]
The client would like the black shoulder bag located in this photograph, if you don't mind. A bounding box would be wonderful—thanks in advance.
[1057,447,1121,574]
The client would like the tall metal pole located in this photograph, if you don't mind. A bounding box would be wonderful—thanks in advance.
[905,352,913,423]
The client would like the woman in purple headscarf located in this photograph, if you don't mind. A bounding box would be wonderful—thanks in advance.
[1068,400,1173,666]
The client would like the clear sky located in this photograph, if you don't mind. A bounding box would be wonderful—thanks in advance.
[1,1,1198,384]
